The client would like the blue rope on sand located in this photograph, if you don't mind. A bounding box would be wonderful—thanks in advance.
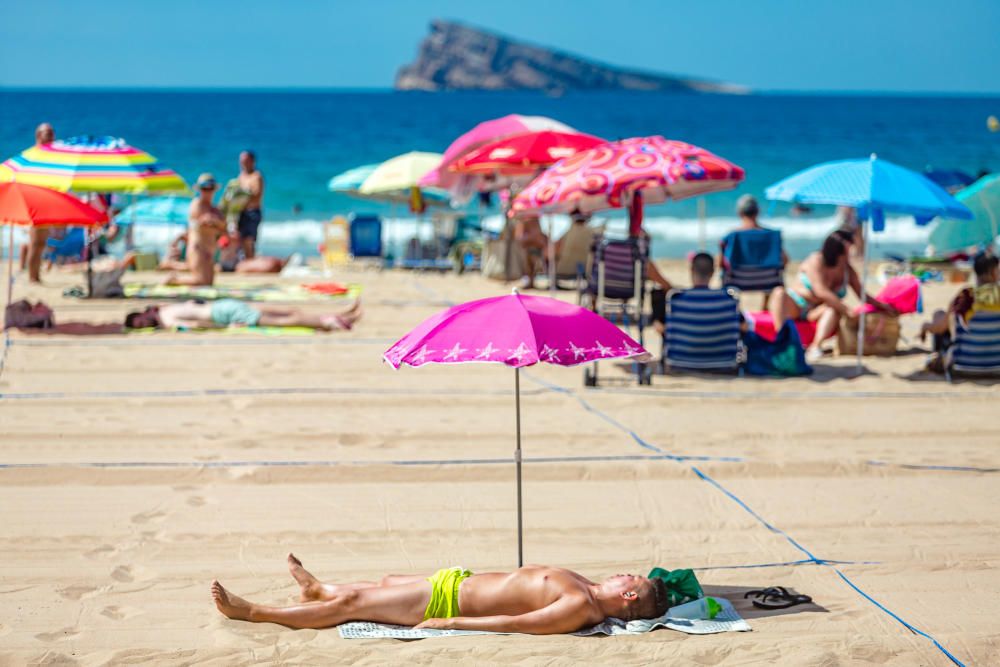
[521,371,968,666]
[0,385,548,401]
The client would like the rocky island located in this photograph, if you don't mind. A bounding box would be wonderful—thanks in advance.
[395,20,748,94]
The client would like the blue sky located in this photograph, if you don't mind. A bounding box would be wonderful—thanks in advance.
[2,0,998,93]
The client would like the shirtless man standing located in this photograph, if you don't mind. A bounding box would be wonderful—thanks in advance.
[236,150,264,259]
[211,555,670,634]
[167,173,226,286]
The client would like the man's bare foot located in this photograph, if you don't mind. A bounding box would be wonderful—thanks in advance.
[211,580,254,621]
[287,553,323,601]
[320,306,362,331]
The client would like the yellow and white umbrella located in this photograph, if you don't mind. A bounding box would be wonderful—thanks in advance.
[358,151,442,195]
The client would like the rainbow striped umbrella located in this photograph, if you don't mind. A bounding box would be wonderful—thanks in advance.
[0,136,189,195]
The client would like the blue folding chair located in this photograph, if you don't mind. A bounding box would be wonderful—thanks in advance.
[663,288,744,374]
[946,311,1000,381]
[721,228,784,292]
[44,227,87,264]
[349,214,383,260]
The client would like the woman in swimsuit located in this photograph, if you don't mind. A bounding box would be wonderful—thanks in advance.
[768,230,896,361]
[166,173,227,286]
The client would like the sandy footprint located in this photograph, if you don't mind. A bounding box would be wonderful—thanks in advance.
[101,605,144,621]
[84,544,118,560]
[111,565,134,583]
[186,495,207,507]
[57,585,97,601]
[130,510,167,525]
[35,626,80,642]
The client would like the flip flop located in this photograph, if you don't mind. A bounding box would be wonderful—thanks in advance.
[744,586,812,610]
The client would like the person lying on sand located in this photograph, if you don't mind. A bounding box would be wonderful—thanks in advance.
[125,299,361,331]
[211,554,670,634]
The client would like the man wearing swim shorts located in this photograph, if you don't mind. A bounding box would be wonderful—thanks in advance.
[124,299,361,331]
[236,150,264,259]
[210,554,671,634]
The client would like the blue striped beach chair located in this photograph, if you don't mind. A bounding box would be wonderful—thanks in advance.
[721,229,784,292]
[663,287,744,373]
[946,311,1000,381]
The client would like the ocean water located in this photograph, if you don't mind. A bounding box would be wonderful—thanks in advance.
[2,89,998,259]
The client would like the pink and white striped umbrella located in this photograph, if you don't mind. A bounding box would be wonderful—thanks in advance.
[419,114,575,193]
[384,291,651,566]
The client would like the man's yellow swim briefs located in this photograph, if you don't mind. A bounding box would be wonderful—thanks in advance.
[424,567,473,620]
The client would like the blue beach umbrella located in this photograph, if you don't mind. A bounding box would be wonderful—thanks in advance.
[923,168,975,194]
[766,155,973,364]
[328,164,379,192]
[929,174,1000,253]
[328,163,451,208]
[118,195,190,225]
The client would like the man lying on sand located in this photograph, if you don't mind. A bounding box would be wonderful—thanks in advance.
[125,299,361,331]
[211,555,670,634]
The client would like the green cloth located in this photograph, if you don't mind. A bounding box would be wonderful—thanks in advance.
[424,567,473,620]
[648,567,704,607]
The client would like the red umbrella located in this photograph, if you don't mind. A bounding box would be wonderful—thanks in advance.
[1,182,109,300]
[449,131,607,177]
[0,181,109,227]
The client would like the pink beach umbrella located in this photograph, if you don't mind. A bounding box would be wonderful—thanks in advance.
[384,291,651,565]
[420,114,576,194]
[512,135,745,234]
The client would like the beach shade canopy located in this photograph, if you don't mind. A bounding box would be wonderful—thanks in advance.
[0,182,108,227]
[358,151,443,195]
[118,195,190,226]
[929,173,1000,253]
[512,136,746,217]
[449,130,608,177]
[330,161,451,210]
[765,155,973,363]
[384,291,652,566]
[420,114,576,192]
[0,136,189,195]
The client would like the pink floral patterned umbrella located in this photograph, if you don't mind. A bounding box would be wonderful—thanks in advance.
[511,135,745,216]
[384,291,651,565]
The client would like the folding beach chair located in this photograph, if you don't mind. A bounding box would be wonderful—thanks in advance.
[721,229,784,293]
[662,287,744,374]
[945,311,1000,382]
[578,236,650,385]
[348,214,383,262]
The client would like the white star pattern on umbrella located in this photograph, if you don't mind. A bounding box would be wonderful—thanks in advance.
[595,340,613,357]
[621,341,640,357]
[411,345,433,364]
[507,342,531,363]
[476,342,498,360]
[540,344,560,362]
[568,341,587,360]
[443,342,466,361]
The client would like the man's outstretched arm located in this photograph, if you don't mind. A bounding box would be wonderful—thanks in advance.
[414,596,595,635]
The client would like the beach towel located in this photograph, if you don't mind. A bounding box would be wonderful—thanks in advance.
[337,597,749,640]
[857,275,922,315]
[121,282,361,302]
[127,325,315,336]
[721,229,784,291]
[743,311,834,348]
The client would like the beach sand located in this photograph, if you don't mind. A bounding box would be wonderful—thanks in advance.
[1,261,997,665]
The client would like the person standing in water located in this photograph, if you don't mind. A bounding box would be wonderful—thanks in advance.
[235,150,264,259]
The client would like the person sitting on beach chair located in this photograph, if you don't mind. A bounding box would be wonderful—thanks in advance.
[650,252,715,336]
[124,298,361,331]
[554,211,598,283]
[211,554,671,634]
[919,251,1000,371]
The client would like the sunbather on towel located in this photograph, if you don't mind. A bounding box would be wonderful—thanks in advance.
[211,554,670,634]
[124,298,361,331]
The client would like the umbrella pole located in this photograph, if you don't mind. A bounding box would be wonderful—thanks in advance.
[697,197,707,251]
[6,224,13,307]
[514,366,524,568]
[547,214,556,292]
[856,211,873,371]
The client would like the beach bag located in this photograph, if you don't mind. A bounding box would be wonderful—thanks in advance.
[89,267,126,298]
[648,567,704,606]
[481,238,525,281]
[4,299,55,330]
[837,313,900,356]
[744,321,813,376]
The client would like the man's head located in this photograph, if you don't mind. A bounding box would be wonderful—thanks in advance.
[124,306,162,330]
[690,252,714,288]
[599,574,670,621]
[240,150,256,173]
[736,194,759,220]
[35,122,54,146]
[194,173,218,199]
[974,251,999,285]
